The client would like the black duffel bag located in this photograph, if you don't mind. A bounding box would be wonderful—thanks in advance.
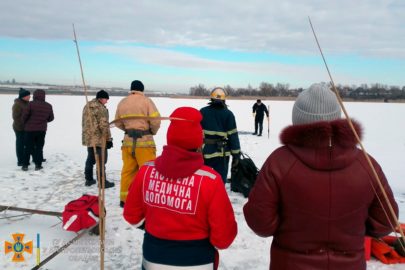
[230,152,259,198]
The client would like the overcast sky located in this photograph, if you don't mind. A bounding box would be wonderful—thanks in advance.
[1,0,404,92]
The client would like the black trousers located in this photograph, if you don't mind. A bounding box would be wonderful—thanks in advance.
[15,130,25,165]
[204,156,230,184]
[23,131,46,167]
[85,147,108,181]
[254,115,264,135]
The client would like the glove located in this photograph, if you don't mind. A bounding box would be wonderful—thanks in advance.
[106,140,113,149]
[231,155,240,173]
[393,237,405,257]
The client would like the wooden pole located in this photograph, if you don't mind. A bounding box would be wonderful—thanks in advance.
[308,17,405,251]
[72,24,106,270]
[0,205,62,217]
[99,140,106,269]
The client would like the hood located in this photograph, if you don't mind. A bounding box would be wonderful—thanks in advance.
[33,90,46,101]
[154,145,204,179]
[280,119,363,170]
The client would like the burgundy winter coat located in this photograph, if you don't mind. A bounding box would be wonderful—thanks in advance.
[22,90,54,131]
[243,119,398,270]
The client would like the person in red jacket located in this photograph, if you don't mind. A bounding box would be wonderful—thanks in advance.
[243,83,398,270]
[123,106,237,270]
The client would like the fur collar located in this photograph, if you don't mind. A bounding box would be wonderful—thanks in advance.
[280,119,362,148]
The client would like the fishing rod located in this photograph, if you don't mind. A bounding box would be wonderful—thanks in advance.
[308,17,405,251]
[72,23,106,270]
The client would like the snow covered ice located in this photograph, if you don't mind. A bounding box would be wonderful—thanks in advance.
[0,94,404,269]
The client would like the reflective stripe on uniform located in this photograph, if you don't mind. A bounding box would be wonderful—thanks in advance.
[144,161,155,166]
[203,149,240,159]
[231,149,241,155]
[118,111,161,119]
[195,169,216,180]
[203,151,231,159]
[227,128,238,135]
[203,128,238,137]
[122,140,156,147]
[149,111,160,117]
[203,130,227,137]
[119,113,146,118]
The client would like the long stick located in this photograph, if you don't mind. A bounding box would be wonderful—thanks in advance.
[72,24,106,270]
[110,115,191,127]
[31,225,96,270]
[0,205,62,217]
[308,17,405,249]
[99,140,106,269]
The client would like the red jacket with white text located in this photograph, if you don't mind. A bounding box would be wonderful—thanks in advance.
[124,144,237,269]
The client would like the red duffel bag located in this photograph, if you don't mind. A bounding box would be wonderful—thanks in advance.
[62,194,99,232]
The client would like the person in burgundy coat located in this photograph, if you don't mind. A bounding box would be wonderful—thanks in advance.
[21,89,54,171]
[243,83,398,270]
[124,107,237,270]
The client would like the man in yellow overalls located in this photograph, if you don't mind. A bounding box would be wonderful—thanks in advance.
[114,80,161,207]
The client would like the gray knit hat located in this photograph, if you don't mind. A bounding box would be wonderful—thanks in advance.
[292,83,341,125]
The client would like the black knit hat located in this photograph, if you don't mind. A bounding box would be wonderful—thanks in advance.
[18,88,31,99]
[130,80,144,91]
[96,90,109,99]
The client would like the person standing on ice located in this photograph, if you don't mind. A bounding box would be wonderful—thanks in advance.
[21,89,54,171]
[123,107,237,270]
[252,99,269,136]
[81,90,115,188]
[200,87,241,183]
[243,82,398,270]
[12,88,31,167]
[114,80,161,208]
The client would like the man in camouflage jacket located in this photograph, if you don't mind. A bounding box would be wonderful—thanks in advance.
[82,90,114,188]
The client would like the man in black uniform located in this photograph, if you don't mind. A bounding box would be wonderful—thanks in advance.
[252,99,269,136]
[200,87,241,183]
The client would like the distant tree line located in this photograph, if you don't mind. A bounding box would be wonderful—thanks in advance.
[189,82,405,100]
[0,78,16,84]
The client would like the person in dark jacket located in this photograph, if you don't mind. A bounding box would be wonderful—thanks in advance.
[252,99,269,136]
[123,107,237,270]
[243,82,398,270]
[21,89,54,171]
[200,87,241,183]
[12,88,31,166]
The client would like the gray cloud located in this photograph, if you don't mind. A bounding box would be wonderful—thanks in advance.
[1,0,405,58]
